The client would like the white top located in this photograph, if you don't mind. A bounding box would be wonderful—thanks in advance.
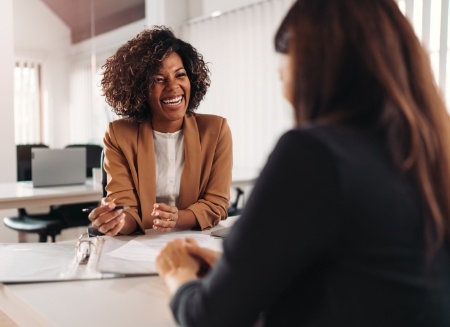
[153,130,185,207]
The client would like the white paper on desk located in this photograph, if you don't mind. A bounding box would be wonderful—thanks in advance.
[97,232,217,275]
[106,240,160,261]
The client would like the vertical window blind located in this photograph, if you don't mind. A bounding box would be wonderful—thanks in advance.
[68,61,112,145]
[182,0,450,173]
[397,0,450,103]
[14,59,43,144]
[182,0,296,173]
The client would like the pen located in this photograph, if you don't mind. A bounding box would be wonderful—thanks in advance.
[81,205,129,213]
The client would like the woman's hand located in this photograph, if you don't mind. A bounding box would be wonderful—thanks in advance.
[156,238,200,295]
[152,203,179,232]
[88,200,125,236]
[184,237,222,271]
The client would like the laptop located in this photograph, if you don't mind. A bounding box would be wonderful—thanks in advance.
[210,226,233,238]
[31,148,87,187]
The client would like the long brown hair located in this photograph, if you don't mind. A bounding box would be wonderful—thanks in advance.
[275,0,450,251]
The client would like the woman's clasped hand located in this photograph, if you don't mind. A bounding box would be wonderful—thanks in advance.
[151,203,179,231]
[156,238,221,294]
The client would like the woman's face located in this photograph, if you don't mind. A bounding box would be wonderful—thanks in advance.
[148,52,191,133]
[278,53,294,105]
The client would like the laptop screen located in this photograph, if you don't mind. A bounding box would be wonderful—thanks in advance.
[31,148,87,187]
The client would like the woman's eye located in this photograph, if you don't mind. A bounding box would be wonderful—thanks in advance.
[177,72,187,78]
[155,77,165,83]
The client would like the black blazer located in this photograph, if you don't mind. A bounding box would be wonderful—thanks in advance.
[171,124,450,327]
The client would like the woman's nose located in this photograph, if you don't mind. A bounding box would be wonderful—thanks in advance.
[166,77,180,89]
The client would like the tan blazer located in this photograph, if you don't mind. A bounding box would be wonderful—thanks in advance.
[103,113,232,232]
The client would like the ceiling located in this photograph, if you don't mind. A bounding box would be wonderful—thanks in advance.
[40,0,145,44]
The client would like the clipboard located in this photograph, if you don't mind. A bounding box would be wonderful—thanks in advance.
[0,230,222,283]
[0,233,118,284]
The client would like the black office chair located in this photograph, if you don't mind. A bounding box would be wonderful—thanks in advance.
[3,144,103,242]
[16,143,49,181]
[87,149,107,236]
[100,148,107,198]
[4,144,65,242]
[227,187,245,216]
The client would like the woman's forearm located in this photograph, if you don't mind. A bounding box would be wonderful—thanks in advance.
[176,209,198,229]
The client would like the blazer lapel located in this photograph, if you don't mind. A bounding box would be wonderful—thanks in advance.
[179,115,201,209]
[137,119,157,220]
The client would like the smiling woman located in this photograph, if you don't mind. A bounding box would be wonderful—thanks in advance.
[148,52,191,133]
[87,26,233,236]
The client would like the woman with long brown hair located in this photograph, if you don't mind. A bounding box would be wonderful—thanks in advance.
[156,1,450,326]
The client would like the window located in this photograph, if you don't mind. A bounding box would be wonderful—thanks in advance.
[397,0,450,109]
[69,52,119,145]
[14,59,43,144]
[182,0,295,172]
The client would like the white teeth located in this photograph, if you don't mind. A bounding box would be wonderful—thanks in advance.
[162,96,182,105]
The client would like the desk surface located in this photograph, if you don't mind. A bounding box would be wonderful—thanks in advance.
[0,171,255,211]
[0,217,237,327]
[0,179,103,210]
[0,276,175,327]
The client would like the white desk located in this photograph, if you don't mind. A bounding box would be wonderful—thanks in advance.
[0,173,254,211]
[0,276,175,327]
[0,179,103,210]
[0,217,237,327]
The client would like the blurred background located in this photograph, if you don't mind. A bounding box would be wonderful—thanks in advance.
[0,0,447,241]
[2,0,447,178]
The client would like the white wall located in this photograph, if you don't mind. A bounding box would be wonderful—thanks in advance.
[14,0,71,148]
[145,0,187,35]
[0,0,20,242]
[201,0,264,17]
[144,0,264,28]
[0,0,16,183]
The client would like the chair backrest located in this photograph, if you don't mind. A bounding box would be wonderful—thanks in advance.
[17,144,49,181]
[65,144,103,177]
[227,187,244,216]
[100,149,107,197]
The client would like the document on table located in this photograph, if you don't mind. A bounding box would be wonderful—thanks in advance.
[95,231,218,275]
[0,230,223,283]
[0,242,104,283]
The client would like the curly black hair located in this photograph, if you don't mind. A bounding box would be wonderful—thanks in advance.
[101,26,211,122]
